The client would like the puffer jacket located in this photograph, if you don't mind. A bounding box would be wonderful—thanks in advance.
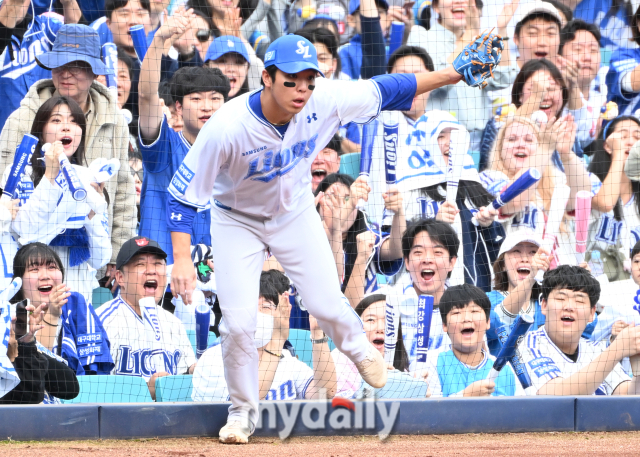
[0,79,137,264]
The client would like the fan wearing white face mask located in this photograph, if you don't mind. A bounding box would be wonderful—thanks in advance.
[192,270,338,401]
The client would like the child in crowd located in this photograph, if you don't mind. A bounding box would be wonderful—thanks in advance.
[519,265,640,395]
[422,283,518,397]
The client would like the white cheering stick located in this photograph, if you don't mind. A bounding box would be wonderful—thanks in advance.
[471,168,541,226]
[446,128,468,204]
[574,191,591,265]
[535,184,571,283]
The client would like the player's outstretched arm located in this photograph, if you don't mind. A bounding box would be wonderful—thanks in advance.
[139,8,192,142]
[414,67,465,96]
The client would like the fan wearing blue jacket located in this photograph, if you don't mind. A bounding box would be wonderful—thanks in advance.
[606,7,640,117]
[138,9,230,263]
[420,283,518,397]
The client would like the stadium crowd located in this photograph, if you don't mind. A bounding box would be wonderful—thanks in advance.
[2,0,640,409]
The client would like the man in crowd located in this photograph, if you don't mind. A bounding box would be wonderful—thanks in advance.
[97,236,196,400]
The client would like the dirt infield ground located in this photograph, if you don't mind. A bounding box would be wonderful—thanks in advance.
[3,432,640,456]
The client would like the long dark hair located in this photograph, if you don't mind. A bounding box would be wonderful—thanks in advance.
[355,294,409,372]
[419,181,494,210]
[10,243,65,304]
[511,59,569,118]
[588,115,640,221]
[29,96,87,187]
[314,173,367,291]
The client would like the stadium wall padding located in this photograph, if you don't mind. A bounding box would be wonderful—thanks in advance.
[1,398,639,440]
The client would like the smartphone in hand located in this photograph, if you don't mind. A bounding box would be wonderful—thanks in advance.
[14,298,30,339]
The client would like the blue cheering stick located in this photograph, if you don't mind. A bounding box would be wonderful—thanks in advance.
[415,295,434,363]
[383,121,399,216]
[193,290,210,359]
[102,43,118,94]
[2,134,38,201]
[471,168,541,226]
[488,314,536,395]
[356,121,377,211]
[130,25,148,62]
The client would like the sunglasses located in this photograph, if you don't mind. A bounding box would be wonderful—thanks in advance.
[130,167,143,182]
[196,29,213,43]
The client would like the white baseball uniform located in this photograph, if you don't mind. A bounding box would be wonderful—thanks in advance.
[192,345,313,402]
[519,326,630,395]
[166,74,418,426]
[97,296,196,381]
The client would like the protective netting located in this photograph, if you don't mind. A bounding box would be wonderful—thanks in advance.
[0,0,638,421]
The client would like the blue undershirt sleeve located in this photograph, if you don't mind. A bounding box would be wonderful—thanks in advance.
[371,74,417,112]
[167,195,197,234]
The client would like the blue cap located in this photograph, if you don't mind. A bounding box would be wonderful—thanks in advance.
[36,24,111,75]
[348,0,389,16]
[205,35,250,64]
[263,34,324,76]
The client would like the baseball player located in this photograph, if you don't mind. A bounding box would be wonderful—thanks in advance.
[167,32,503,443]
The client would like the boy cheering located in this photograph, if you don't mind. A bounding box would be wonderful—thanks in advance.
[167,32,503,443]
[520,265,640,395]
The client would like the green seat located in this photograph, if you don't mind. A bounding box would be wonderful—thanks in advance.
[358,371,428,399]
[62,375,153,403]
[155,375,193,402]
[186,330,220,355]
[339,152,361,180]
[91,287,113,309]
[288,328,314,368]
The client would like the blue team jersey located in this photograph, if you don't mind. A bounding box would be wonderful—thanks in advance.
[574,0,634,51]
[606,47,640,116]
[139,115,211,263]
[30,0,105,21]
[55,292,114,376]
[436,350,516,397]
[0,14,61,129]
[338,34,362,80]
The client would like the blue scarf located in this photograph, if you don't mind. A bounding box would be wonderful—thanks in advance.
[49,227,90,267]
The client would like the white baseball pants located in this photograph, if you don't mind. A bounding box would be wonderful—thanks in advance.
[210,198,370,427]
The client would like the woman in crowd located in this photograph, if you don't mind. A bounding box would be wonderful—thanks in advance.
[295,27,348,80]
[1,285,79,405]
[397,110,504,291]
[331,293,413,398]
[204,35,251,99]
[487,230,550,355]
[5,97,113,302]
[9,243,113,380]
[314,173,404,308]
[587,115,640,281]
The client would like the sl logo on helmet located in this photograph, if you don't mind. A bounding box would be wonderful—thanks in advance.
[227,39,234,47]
[296,41,312,58]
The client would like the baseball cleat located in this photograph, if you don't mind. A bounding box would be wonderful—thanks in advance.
[354,345,388,388]
[218,420,251,444]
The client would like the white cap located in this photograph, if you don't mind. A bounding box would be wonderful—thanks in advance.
[515,1,563,28]
[498,229,543,257]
